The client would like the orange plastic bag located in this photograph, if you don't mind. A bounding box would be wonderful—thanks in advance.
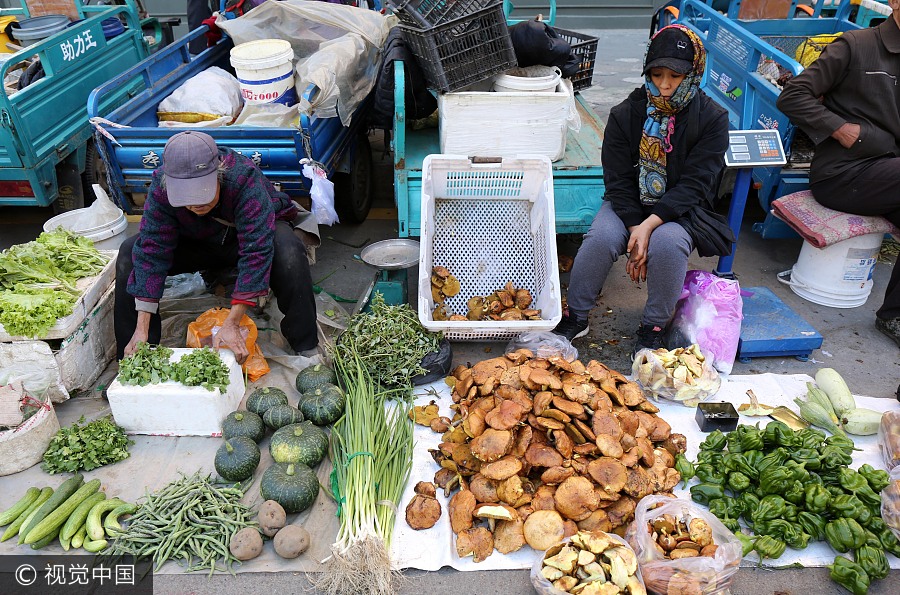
[186,307,270,381]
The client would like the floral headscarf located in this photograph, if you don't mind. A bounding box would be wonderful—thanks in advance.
[638,25,706,206]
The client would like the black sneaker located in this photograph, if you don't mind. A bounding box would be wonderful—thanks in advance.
[552,312,589,341]
[876,316,900,348]
[631,324,667,359]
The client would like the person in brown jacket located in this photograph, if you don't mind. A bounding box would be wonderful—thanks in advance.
[777,0,900,347]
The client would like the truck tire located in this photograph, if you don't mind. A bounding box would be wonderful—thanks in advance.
[334,131,373,224]
[82,140,108,205]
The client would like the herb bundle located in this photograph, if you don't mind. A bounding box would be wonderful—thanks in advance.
[172,347,230,393]
[119,345,230,393]
[41,416,133,474]
[118,343,174,386]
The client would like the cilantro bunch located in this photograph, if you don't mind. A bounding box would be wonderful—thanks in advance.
[118,343,175,386]
[118,344,230,394]
[42,416,133,474]
[172,347,230,394]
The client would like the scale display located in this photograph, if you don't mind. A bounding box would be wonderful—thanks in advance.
[725,129,787,167]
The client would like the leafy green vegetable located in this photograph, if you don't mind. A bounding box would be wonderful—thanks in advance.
[42,416,133,474]
[172,347,230,393]
[0,290,75,337]
[118,343,175,386]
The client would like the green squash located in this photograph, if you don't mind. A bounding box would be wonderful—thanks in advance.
[295,364,337,394]
[263,404,304,430]
[260,462,319,514]
[269,421,329,467]
[214,436,260,482]
[246,387,289,417]
[299,384,345,426]
[222,410,265,443]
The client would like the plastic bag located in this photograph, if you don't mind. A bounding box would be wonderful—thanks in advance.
[303,161,338,226]
[530,532,645,595]
[668,271,743,375]
[506,331,578,361]
[233,103,300,127]
[162,272,208,299]
[879,410,900,471]
[157,67,243,124]
[411,338,453,386]
[882,467,900,541]
[626,495,742,595]
[49,184,123,234]
[0,363,57,398]
[186,307,270,381]
[632,347,721,406]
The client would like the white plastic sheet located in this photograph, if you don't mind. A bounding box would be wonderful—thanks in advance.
[216,0,393,125]
[157,67,243,124]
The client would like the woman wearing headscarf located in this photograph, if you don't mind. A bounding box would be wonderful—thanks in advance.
[553,25,729,356]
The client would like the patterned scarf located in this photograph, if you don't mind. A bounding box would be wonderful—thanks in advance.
[639,25,706,206]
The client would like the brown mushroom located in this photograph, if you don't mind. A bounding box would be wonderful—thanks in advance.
[592,411,624,441]
[661,433,688,456]
[462,409,487,439]
[586,360,611,383]
[495,384,532,411]
[499,366,524,389]
[532,391,553,416]
[430,416,452,433]
[623,467,654,499]
[648,417,672,442]
[554,476,600,521]
[456,526,494,563]
[448,489,476,533]
[577,509,612,533]
[595,434,625,458]
[618,381,646,407]
[523,510,566,551]
[635,437,656,467]
[470,428,513,463]
[574,419,597,442]
[405,482,442,530]
[473,502,518,532]
[510,425,533,458]
[496,475,525,506]
[434,468,460,497]
[551,396,586,419]
[541,465,575,485]
[479,455,523,481]
[532,485,557,511]
[587,457,628,494]
[525,443,564,468]
[505,348,533,365]
[493,518,526,554]
[606,495,637,529]
[514,288,533,309]
[484,400,526,431]
[468,474,500,503]
[470,357,509,386]
[552,430,574,460]
[535,416,567,431]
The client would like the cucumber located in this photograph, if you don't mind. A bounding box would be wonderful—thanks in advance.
[0,487,41,526]
[61,492,106,541]
[71,524,87,549]
[2,488,52,542]
[86,498,126,541]
[60,531,71,551]
[82,536,108,553]
[30,526,60,550]
[103,503,137,537]
[24,479,101,545]
[19,473,83,544]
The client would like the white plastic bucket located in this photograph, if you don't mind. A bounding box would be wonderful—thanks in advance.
[43,208,128,251]
[778,232,884,308]
[492,66,562,93]
[230,39,297,106]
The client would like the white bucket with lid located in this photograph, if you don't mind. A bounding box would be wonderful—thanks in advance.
[230,39,297,106]
[492,66,562,93]
[778,232,884,308]
[43,205,128,251]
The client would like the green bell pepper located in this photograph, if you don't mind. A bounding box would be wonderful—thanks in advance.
[803,472,824,487]
[690,482,726,506]
[734,531,756,557]
[727,425,764,453]
[699,429,727,452]
[759,466,793,496]
[863,529,882,548]
[857,464,890,492]
[721,516,741,533]
[741,491,761,515]
[789,448,822,471]
[753,535,787,562]
[729,452,761,481]
[751,494,787,525]
[824,434,858,456]
[756,447,789,475]
[783,502,799,523]
[782,460,810,483]
[763,421,798,448]
[826,484,847,499]
[838,468,869,492]
[804,483,831,514]
[796,427,827,450]
[696,449,725,468]
[878,526,900,558]
[797,511,827,541]
[675,453,694,488]
[863,516,886,533]
[784,480,805,505]
[756,518,810,550]
[820,445,853,470]
[854,544,889,581]
[828,556,870,595]
[728,471,752,494]
[829,494,867,522]
[825,518,867,553]
[695,463,726,485]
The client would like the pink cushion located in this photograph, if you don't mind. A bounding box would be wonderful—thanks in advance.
[772,190,899,248]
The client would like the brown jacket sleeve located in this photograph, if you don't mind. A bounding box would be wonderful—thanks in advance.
[776,37,852,145]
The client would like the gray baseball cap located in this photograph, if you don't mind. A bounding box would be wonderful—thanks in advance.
[162,131,220,207]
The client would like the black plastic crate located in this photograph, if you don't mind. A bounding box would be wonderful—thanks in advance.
[401,3,517,94]
[387,0,493,28]
[555,28,598,91]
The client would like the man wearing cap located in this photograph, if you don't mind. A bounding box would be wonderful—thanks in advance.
[114,130,319,363]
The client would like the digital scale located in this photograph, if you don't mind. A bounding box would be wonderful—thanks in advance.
[720,129,823,362]
[354,239,420,314]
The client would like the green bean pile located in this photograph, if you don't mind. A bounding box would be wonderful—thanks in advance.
[104,472,256,575]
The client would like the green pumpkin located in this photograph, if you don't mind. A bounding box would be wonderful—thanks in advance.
[269,421,329,467]
[214,436,260,482]
[222,410,265,443]
[295,364,337,394]
[299,384,345,426]
[260,462,319,514]
[246,387,289,417]
[263,404,304,430]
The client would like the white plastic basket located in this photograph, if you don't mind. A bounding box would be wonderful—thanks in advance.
[418,155,561,341]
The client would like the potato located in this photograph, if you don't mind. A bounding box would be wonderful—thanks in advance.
[258,500,287,537]
[274,525,311,559]
[230,527,263,561]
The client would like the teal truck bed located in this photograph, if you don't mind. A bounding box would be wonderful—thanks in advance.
[393,61,605,237]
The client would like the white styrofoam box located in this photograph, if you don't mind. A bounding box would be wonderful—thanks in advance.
[418,155,562,341]
[56,283,116,395]
[107,348,244,436]
[0,250,117,341]
[438,81,573,162]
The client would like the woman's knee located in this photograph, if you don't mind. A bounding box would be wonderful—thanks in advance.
[648,223,691,257]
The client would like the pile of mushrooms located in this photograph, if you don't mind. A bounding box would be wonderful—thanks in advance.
[539,530,646,595]
[425,350,685,563]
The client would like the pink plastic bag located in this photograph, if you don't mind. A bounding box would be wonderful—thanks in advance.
[669,271,743,375]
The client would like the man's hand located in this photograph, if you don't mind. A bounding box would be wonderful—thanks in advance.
[832,122,860,149]
[214,305,250,365]
[626,215,663,283]
[124,311,152,357]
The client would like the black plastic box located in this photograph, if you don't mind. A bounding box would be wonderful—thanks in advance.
[696,402,739,433]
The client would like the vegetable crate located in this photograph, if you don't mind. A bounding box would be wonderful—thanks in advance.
[400,2,517,93]
[387,0,493,28]
[106,349,244,436]
[555,28,598,92]
[418,155,561,341]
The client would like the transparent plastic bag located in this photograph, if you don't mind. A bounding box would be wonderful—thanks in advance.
[506,331,578,361]
[881,467,900,541]
[162,272,208,299]
[303,161,338,226]
[0,363,57,398]
[632,347,721,406]
[879,410,900,471]
[530,532,645,595]
[668,271,743,375]
[55,185,122,233]
[625,495,742,595]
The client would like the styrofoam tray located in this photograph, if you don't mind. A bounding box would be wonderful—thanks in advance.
[107,348,244,436]
[0,250,117,341]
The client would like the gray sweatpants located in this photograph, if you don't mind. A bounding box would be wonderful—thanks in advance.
[566,202,693,327]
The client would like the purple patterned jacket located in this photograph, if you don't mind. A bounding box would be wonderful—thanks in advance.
[127,148,298,305]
